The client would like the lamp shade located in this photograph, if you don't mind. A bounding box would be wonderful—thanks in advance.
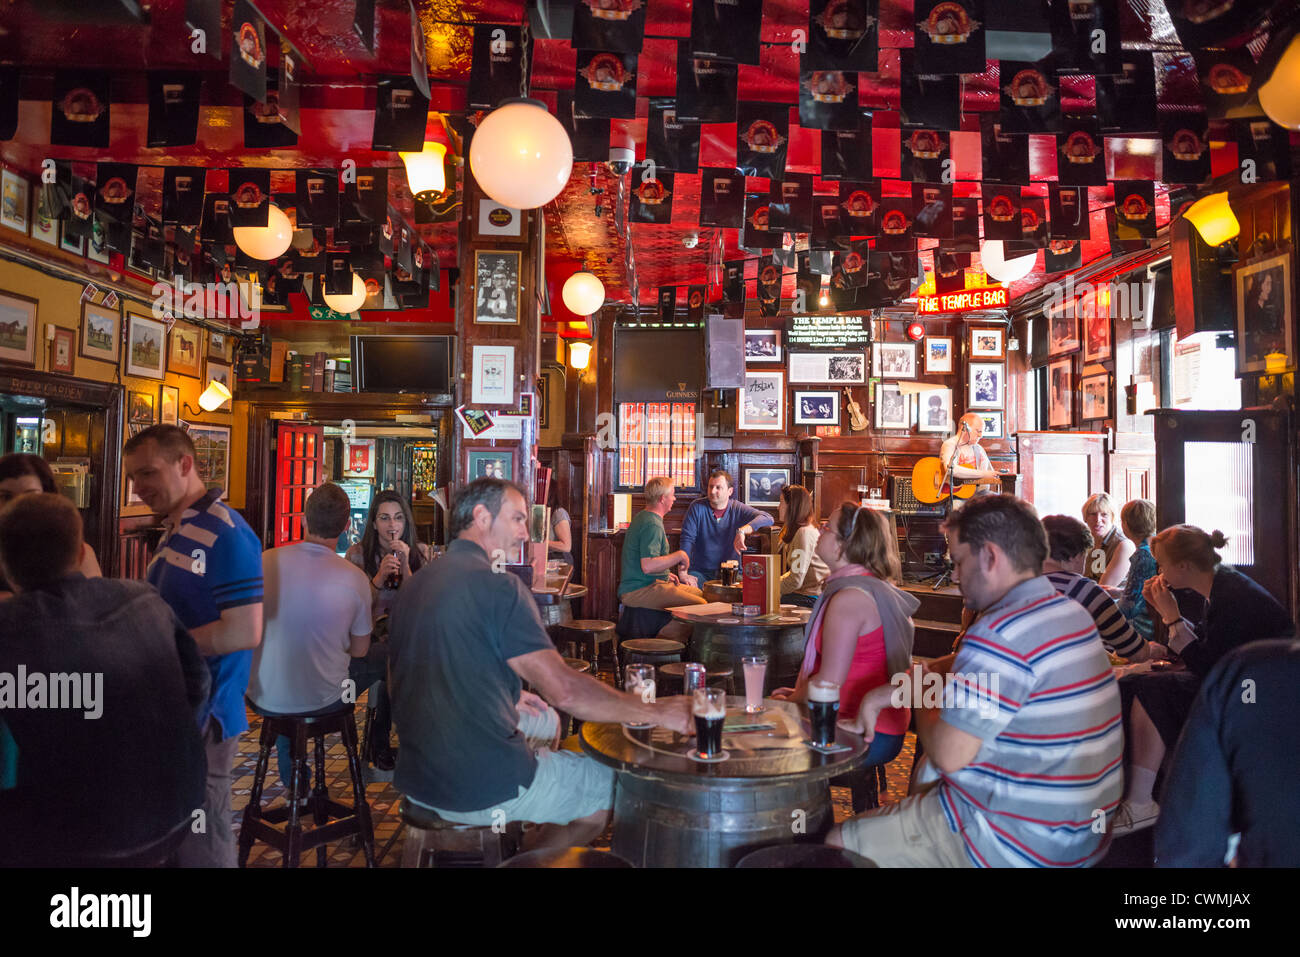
[198,379,232,412]
[562,270,605,316]
[232,204,293,261]
[979,240,1036,285]
[401,140,449,202]
[469,98,573,210]
[323,272,367,314]
[568,340,592,371]
[1183,191,1240,247]
[1260,34,1300,131]
[1265,351,1289,374]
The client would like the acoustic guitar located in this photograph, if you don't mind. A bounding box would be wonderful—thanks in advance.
[844,389,867,431]
[910,456,996,504]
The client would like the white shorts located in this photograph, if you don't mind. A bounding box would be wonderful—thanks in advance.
[417,748,615,826]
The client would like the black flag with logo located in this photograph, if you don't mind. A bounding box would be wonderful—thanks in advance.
[1161,113,1211,185]
[675,40,738,124]
[468,25,524,112]
[799,57,859,131]
[147,72,201,147]
[1096,53,1157,133]
[230,0,269,102]
[572,0,646,53]
[980,114,1030,184]
[557,91,612,162]
[646,98,701,173]
[982,184,1022,242]
[296,169,339,229]
[736,102,790,180]
[163,167,205,226]
[341,168,388,225]
[1049,184,1090,238]
[228,168,270,228]
[913,0,985,75]
[768,173,814,234]
[94,163,136,226]
[1112,180,1157,240]
[821,112,873,181]
[807,0,879,72]
[576,50,638,119]
[999,59,1062,134]
[837,180,880,237]
[901,129,949,184]
[699,168,745,228]
[691,0,762,65]
[1057,114,1106,186]
[658,285,677,323]
[372,76,430,152]
[757,255,782,317]
[687,284,707,322]
[51,70,111,148]
[629,164,674,224]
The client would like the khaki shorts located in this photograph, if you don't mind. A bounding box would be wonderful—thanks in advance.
[836,784,975,868]
[619,580,705,610]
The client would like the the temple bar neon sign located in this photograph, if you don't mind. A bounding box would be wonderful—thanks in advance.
[916,287,1009,315]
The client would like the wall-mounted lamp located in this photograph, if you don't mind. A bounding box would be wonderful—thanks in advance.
[400,140,449,203]
[1183,191,1240,247]
[185,378,232,416]
[568,340,592,371]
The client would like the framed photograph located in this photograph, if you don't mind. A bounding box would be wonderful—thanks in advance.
[875,381,913,430]
[794,390,839,425]
[160,384,180,425]
[124,312,167,380]
[788,351,866,384]
[968,326,1005,360]
[1048,306,1080,356]
[1,169,29,234]
[968,361,1005,409]
[343,438,377,479]
[31,201,59,247]
[122,475,149,511]
[471,344,515,405]
[49,326,75,374]
[128,389,156,425]
[58,221,85,256]
[741,466,791,507]
[1082,292,1112,362]
[187,423,231,498]
[208,330,232,363]
[168,323,203,379]
[1048,358,1073,427]
[1081,372,1110,420]
[1234,251,1293,375]
[79,302,121,365]
[872,341,917,378]
[475,199,523,239]
[977,410,1004,438]
[473,249,521,324]
[917,387,953,434]
[744,329,782,363]
[0,290,38,367]
[466,448,515,482]
[924,336,954,374]
[738,370,785,430]
[207,361,233,410]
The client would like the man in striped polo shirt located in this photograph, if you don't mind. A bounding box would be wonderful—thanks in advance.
[829,494,1123,867]
[125,425,264,868]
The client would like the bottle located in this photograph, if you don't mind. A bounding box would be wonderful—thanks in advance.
[383,548,402,589]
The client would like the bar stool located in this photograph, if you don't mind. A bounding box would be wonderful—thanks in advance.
[619,638,684,669]
[398,798,522,868]
[238,700,375,868]
[616,605,672,641]
[499,847,633,868]
[554,619,618,679]
[557,657,592,736]
[656,661,735,696]
[735,844,877,868]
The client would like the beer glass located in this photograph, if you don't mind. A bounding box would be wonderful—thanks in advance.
[741,655,767,713]
[693,687,727,759]
[624,664,655,728]
[807,679,841,748]
[682,662,707,698]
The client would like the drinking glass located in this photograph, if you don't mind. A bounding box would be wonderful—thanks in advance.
[741,655,767,713]
[807,679,841,748]
[692,687,727,759]
[624,664,655,728]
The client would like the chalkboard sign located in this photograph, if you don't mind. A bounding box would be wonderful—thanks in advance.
[784,314,871,350]
[615,327,705,401]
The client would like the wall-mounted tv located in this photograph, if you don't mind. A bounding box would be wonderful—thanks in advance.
[351,335,454,395]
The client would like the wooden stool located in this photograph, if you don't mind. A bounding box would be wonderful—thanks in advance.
[499,847,633,868]
[238,702,375,868]
[656,661,735,696]
[399,798,522,868]
[554,620,618,678]
[619,638,685,670]
[735,844,877,868]
[557,658,592,736]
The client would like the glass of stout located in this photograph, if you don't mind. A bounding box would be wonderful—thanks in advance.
[693,687,727,759]
[624,664,655,729]
[807,679,841,748]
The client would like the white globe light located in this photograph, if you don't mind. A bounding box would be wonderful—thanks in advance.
[232,204,293,261]
[323,272,367,314]
[561,270,605,316]
[469,98,574,210]
[980,240,1037,285]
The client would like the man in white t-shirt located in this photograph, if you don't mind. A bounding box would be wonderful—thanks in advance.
[938,413,1002,492]
[249,482,373,791]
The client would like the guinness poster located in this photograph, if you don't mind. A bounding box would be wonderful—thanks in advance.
[575,50,638,120]
[811,194,848,250]
[244,71,298,149]
[341,167,388,226]
[1112,180,1157,240]
[799,58,859,131]
[572,0,646,53]
[658,286,677,323]
[1097,53,1157,133]
[982,184,1022,242]
[1193,48,1257,119]
[629,164,674,224]
[163,167,205,226]
[675,40,738,124]
[227,168,270,228]
[200,192,233,244]
[1233,118,1291,182]
[700,168,745,228]
[1049,184,1090,239]
[999,60,1061,134]
[147,71,201,147]
[296,169,339,228]
[691,0,762,66]
[371,76,430,152]
[899,51,960,130]
[229,0,268,103]
[743,192,782,249]
[951,196,980,251]
[757,255,782,317]
[51,71,111,148]
[821,113,873,181]
[1049,0,1120,75]
[901,129,949,184]
[736,102,790,180]
[1057,114,1106,187]
[687,284,706,322]
[838,180,880,237]
[646,98,701,173]
[63,173,95,241]
[1044,238,1082,274]
[1161,113,1211,185]
[912,182,953,239]
[1019,195,1048,247]
[768,173,814,234]
[875,196,915,252]
[94,163,136,226]
[807,0,879,72]
[934,249,967,294]
[913,0,985,75]
[980,114,1030,184]
[468,25,524,112]
[723,259,746,305]
[557,91,611,162]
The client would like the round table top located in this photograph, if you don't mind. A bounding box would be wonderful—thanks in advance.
[532,583,589,606]
[580,696,866,783]
[563,657,592,672]
[702,580,743,603]
[670,605,812,628]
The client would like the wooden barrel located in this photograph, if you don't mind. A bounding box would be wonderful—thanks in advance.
[690,621,807,694]
[610,772,834,868]
[537,597,575,633]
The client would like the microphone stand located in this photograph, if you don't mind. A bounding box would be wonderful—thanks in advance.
[929,424,966,591]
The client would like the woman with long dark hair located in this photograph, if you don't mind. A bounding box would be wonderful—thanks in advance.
[0,453,102,599]
[777,484,828,608]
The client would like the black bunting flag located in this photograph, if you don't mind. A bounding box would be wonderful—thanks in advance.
[1112,180,1157,240]
[575,50,638,119]
[1096,53,1157,133]
[914,0,985,75]
[913,182,953,239]
[838,180,880,237]
[1049,184,1090,239]
[147,72,201,147]
[557,91,612,162]
[51,71,111,148]
[736,103,790,180]
[807,0,879,72]
[1161,113,1211,185]
[982,184,1022,242]
[675,40,738,124]
[999,59,1062,134]
[629,164,674,225]
[227,168,270,228]
[699,168,745,229]
[821,113,874,181]
[691,0,762,65]
[981,114,1030,185]
[229,0,268,103]
[163,167,205,226]
[572,0,646,53]
[646,98,701,174]
[1057,114,1107,187]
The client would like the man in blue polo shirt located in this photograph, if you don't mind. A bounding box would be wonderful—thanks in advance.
[125,425,264,868]
[680,469,773,588]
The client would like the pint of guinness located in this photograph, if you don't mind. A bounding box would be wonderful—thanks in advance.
[693,687,727,759]
[807,679,841,747]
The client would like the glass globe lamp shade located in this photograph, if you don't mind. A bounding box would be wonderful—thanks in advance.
[562,270,605,316]
[401,141,449,202]
[232,204,293,261]
[198,379,233,412]
[469,98,573,210]
[1183,192,1240,247]
[568,340,592,371]
[980,240,1036,285]
[1260,34,1300,131]
[323,272,367,314]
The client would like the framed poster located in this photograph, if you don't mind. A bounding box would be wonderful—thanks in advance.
[31,202,59,247]
[738,369,784,431]
[744,329,782,363]
[0,290,38,367]
[741,466,791,507]
[79,302,121,366]
[59,221,85,256]
[793,390,839,425]
[208,330,233,363]
[476,199,523,239]
[207,361,233,409]
[787,351,866,383]
[168,323,203,379]
[50,326,75,374]
[1,169,29,234]
[471,344,515,405]
[1081,371,1110,420]
[1234,251,1293,375]
[160,384,180,425]
[187,423,231,498]
[872,341,917,378]
[1082,292,1112,363]
[473,249,521,324]
[917,387,953,434]
[968,361,1005,408]
[968,326,1005,360]
[977,409,1004,438]
[874,381,912,430]
[1048,358,1073,427]
[467,447,515,481]
[125,312,167,380]
[128,389,156,425]
[343,438,377,479]
[1048,306,1080,356]
[924,336,954,374]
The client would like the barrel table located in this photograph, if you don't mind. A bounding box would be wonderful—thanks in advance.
[533,584,589,635]
[580,697,865,868]
[671,606,812,695]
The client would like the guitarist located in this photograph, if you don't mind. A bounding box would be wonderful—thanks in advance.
[937,413,1002,500]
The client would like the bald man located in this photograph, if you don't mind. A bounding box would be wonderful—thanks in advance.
[938,413,1002,492]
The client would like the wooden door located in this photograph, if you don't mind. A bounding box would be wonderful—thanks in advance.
[1016,431,1108,518]
[273,423,324,547]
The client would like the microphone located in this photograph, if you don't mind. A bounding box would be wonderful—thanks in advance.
[960,421,971,433]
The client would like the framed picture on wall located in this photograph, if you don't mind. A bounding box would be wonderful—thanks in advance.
[125,312,166,379]
[168,323,203,379]
[187,423,231,498]
[872,341,917,378]
[788,351,866,384]
[473,249,521,324]
[793,390,839,425]
[738,369,784,430]
[80,302,120,365]
[1234,250,1293,375]
[968,361,1005,408]
[874,381,912,430]
[50,326,75,374]
[128,389,156,425]
[1048,358,1073,427]
[1081,371,1110,420]
[160,384,180,425]
[31,202,59,247]
[968,326,1005,360]
[466,448,515,482]
[1048,306,1079,356]
[917,387,953,434]
[1082,292,1112,362]
[59,221,85,256]
[924,336,954,374]
[744,329,782,363]
[1,169,30,234]
[208,330,232,363]
[977,410,1004,438]
[741,466,791,507]
[0,290,38,367]
[207,361,233,410]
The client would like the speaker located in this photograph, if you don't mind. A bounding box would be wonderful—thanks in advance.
[706,315,745,389]
[1171,217,1237,338]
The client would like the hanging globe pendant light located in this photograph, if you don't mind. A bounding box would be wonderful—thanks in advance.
[562,270,605,316]
[323,272,367,314]
[232,204,293,261]
[469,98,573,210]
[979,240,1037,285]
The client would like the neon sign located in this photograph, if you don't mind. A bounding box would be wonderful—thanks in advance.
[916,287,1009,315]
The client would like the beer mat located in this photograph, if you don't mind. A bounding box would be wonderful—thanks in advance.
[716,617,741,624]
[686,748,730,763]
[805,741,854,754]
[666,601,734,618]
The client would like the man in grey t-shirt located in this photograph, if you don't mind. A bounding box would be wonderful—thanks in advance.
[389,478,693,850]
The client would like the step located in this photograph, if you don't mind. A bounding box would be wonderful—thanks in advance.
[914,618,962,658]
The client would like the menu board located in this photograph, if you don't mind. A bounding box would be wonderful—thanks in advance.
[784,314,871,350]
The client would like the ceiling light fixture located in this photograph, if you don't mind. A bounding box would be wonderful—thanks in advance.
[979,240,1036,285]
[469,98,573,210]
[323,272,367,314]
[1259,31,1300,131]
[400,140,449,202]
[1183,191,1240,247]
[232,204,293,261]
[562,270,605,316]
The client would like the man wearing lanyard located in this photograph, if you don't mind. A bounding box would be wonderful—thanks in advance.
[937,413,1003,495]
[679,469,774,588]
[125,425,264,868]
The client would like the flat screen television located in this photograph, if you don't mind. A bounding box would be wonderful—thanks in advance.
[351,335,453,394]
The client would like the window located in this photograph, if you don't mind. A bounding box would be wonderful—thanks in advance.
[1170,331,1241,410]
[617,402,698,491]
[1183,441,1254,565]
